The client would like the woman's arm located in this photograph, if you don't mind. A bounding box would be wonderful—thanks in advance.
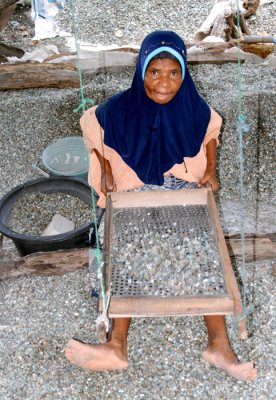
[199,138,218,192]
[94,149,116,196]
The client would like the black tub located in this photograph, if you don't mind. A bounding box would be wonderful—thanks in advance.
[0,177,104,256]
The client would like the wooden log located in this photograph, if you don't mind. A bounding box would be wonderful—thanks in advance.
[0,62,79,90]
[241,35,275,43]
[0,234,274,282]
[0,247,89,281]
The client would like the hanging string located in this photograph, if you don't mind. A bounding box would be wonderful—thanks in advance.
[71,0,110,328]
[235,1,254,324]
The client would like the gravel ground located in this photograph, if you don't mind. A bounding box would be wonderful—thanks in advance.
[0,1,275,399]
[56,0,275,47]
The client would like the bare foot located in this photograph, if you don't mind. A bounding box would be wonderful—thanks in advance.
[202,347,257,381]
[64,338,128,371]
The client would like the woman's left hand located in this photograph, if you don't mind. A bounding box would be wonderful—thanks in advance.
[200,138,219,192]
[199,167,219,192]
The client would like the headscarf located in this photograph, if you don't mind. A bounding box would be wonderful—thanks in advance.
[96,30,211,185]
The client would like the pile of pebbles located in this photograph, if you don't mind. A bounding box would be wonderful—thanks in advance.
[7,192,94,235]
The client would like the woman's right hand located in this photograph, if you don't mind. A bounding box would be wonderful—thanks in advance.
[94,149,116,195]
[101,168,116,196]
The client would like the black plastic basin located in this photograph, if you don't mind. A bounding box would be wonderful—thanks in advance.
[0,177,104,256]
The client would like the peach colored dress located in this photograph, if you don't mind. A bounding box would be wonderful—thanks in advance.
[81,106,222,208]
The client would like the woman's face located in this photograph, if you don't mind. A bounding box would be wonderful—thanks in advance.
[144,58,183,104]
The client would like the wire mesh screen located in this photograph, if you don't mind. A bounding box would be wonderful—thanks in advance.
[110,205,226,297]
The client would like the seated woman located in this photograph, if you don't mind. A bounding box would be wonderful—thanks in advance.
[65,31,257,381]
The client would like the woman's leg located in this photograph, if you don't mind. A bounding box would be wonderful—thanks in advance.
[203,315,257,380]
[65,318,131,371]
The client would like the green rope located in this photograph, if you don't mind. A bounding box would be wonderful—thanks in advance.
[236,2,253,321]
[72,0,109,312]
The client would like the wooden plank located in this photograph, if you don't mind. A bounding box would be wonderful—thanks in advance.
[0,62,79,90]
[226,237,276,262]
[109,188,208,209]
[50,49,248,70]
[99,295,234,317]
[207,191,243,316]
[49,50,137,74]
[187,51,246,65]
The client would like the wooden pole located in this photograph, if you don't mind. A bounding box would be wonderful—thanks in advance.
[241,35,275,44]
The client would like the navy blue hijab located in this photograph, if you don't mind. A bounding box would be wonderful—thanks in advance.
[96,31,211,185]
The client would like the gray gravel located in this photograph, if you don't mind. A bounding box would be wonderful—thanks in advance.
[7,192,94,235]
[0,1,275,399]
[55,0,276,47]
[0,261,275,400]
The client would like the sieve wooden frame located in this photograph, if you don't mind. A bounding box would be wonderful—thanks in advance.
[99,189,246,338]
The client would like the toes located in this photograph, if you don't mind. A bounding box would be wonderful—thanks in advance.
[65,349,76,364]
[243,368,258,381]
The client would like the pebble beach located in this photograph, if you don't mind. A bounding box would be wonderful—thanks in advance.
[0,1,275,399]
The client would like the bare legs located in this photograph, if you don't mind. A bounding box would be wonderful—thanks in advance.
[65,315,257,380]
[65,318,130,371]
[202,315,257,380]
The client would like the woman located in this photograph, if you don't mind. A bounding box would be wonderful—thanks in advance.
[65,31,257,381]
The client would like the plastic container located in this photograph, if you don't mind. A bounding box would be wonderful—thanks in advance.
[0,177,104,256]
[41,136,89,181]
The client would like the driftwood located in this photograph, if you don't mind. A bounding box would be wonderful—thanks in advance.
[240,42,274,58]
[195,0,260,42]
[0,234,275,282]
[0,247,89,281]
[0,62,79,90]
